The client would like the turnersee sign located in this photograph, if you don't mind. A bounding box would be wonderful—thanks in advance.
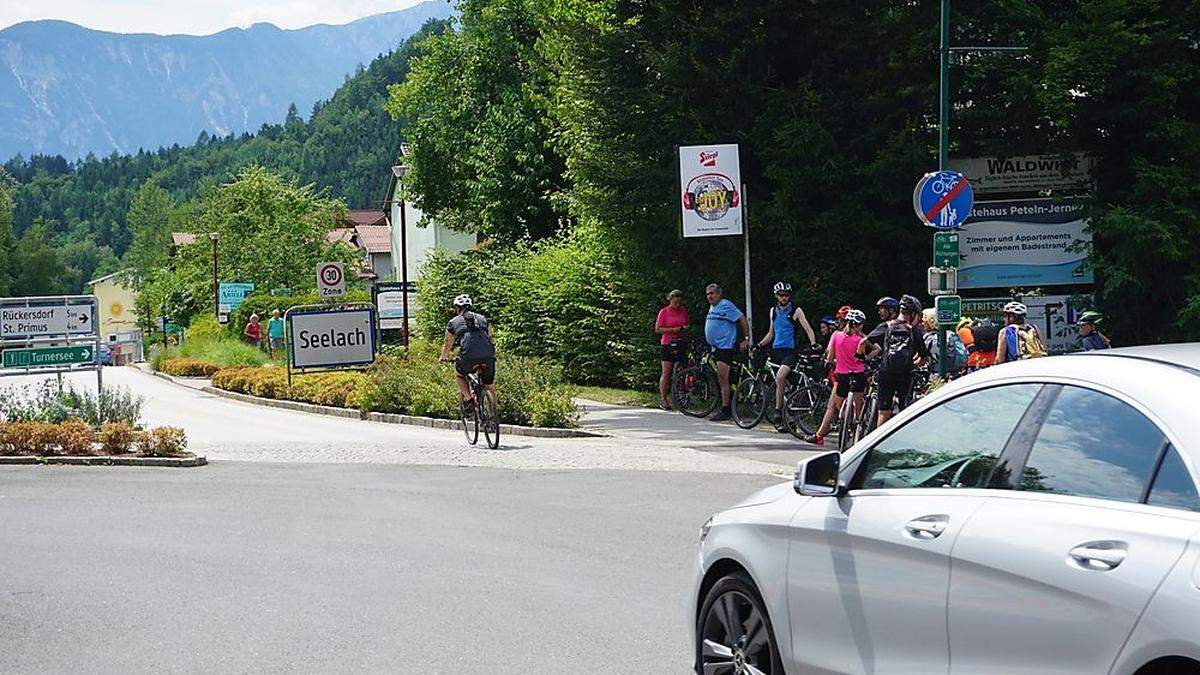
[288,307,376,369]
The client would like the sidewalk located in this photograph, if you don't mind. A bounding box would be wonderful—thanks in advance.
[576,399,822,469]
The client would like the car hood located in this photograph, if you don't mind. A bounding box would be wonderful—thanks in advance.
[727,481,795,510]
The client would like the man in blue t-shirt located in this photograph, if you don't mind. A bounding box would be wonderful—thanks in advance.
[704,283,750,421]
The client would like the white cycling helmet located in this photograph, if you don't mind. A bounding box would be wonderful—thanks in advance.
[845,309,866,325]
[1003,301,1027,316]
[773,281,792,294]
[453,294,473,308]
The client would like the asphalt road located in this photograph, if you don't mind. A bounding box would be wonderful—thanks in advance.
[0,462,778,673]
[0,368,793,474]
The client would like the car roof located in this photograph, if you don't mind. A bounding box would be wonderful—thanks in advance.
[1081,343,1200,375]
[859,343,1200,469]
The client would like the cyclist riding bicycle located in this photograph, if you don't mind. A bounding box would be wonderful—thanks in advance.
[755,281,817,427]
[859,294,930,428]
[439,294,497,416]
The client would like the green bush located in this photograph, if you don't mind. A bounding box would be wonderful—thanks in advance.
[157,333,269,370]
[231,290,371,336]
[185,314,226,343]
[159,358,222,378]
[416,233,660,389]
[211,340,578,428]
[359,340,578,428]
[0,383,144,428]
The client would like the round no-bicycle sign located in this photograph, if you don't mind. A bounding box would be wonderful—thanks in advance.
[914,170,974,229]
[316,261,346,297]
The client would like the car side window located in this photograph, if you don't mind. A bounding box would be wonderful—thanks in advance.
[854,384,1043,490]
[1146,447,1200,513]
[1019,386,1165,503]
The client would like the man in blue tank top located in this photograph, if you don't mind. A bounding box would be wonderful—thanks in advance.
[755,281,817,426]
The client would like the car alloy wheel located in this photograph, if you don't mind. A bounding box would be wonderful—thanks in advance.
[697,574,781,675]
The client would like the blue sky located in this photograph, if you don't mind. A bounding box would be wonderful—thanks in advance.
[0,0,430,35]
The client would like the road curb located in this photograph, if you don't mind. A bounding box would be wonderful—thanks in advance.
[146,370,601,439]
[0,455,207,467]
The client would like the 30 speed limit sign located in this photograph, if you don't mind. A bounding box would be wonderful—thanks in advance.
[316,261,346,298]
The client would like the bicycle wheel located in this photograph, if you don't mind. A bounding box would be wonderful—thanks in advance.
[460,388,480,445]
[480,389,500,449]
[783,382,828,439]
[672,365,719,418]
[732,377,767,429]
[857,393,880,442]
[837,397,853,451]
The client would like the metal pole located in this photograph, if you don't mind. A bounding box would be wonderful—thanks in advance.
[936,0,950,378]
[211,237,219,319]
[399,189,411,347]
[741,184,753,343]
[939,0,950,171]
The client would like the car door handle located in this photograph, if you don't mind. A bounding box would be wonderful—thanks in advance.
[1068,542,1128,571]
[904,515,949,540]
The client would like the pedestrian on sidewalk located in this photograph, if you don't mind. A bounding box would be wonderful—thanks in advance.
[243,313,262,349]
[704,283,750,422]
[655,289,690,410]
[267,309,285,358]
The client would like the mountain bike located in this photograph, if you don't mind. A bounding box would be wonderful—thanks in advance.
[780,354,832,439]
[837,361,878,450]
[459,363,500,449]
[671,345,753,418]
[732,347,804,429]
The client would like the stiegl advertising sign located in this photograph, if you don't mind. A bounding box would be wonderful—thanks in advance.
[287,307,376,370]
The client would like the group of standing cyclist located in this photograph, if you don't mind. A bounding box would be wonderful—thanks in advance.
[653,283,1113,446]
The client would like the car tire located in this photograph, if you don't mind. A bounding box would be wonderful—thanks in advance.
[695,572,784,675]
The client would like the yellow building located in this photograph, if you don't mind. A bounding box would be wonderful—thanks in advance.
[88,271,140,342]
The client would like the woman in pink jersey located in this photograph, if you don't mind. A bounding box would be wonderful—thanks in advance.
[655,289,690,410]
[805,308,867,447]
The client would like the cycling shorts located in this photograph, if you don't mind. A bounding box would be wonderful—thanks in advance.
[661,340,688,363]
[711,348,736,366]
[876,370,912,412]
[455,356,496,385]
[770,348,798,369]
[835,372,867,398]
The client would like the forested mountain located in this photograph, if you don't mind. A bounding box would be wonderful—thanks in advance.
[0,1,451,160]
[0,18,447,296]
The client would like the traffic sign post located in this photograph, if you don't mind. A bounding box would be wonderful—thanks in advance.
[934,231,959,267]
[316,262,346,299]
[915,171,973,379]
[0,295,103,393]
[935,295,962,326]
[3,345,94,369]
[283,303,377,393]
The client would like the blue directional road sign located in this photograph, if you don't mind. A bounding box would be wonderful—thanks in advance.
[914,170,974,229]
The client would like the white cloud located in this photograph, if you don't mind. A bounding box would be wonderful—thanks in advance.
[0,0,431,35]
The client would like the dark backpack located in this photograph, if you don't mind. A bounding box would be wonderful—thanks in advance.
[971,319,999,352]
[880,320,916,373]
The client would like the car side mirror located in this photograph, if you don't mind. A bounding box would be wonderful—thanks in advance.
[795,451,842,497]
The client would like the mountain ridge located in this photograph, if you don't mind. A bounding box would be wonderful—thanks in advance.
[0,1,452,160]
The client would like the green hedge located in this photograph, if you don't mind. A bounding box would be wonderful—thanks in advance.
[208,340,578,428]
[231,290,371,332]
[415,233,661,389]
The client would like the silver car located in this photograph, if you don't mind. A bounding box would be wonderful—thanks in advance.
[693,345,1200,675]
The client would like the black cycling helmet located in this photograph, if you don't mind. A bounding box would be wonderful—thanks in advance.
[899,294,923,313]
[876,296,900,309]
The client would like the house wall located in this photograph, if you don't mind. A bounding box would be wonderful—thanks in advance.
[91,278,139,342]
[390,194,475,284]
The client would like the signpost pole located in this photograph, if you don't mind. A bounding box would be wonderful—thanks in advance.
[936,0,953,378]
[741,184,753,341]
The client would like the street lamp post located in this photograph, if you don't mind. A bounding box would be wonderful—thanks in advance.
[391,163,410,347]
[209,232,220,320]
